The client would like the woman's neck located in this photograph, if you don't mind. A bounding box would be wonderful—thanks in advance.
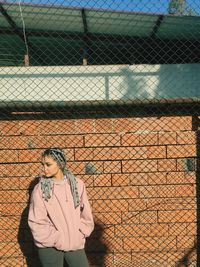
[54,171,64,181]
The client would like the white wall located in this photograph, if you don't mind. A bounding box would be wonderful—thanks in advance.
[0,64,199,101]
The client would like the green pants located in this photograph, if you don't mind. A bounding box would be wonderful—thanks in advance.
[38,247,89,267]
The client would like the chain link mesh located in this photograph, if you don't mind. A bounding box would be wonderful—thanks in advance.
[0,0,200,266]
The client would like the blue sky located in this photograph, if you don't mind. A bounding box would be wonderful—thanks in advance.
[6,0,200,15]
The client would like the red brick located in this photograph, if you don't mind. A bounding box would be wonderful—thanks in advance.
[0,121,20,136]
[92,199,128,212]
[0,177,20,190]
[128,198,147,211]
[111,174,130,186]
[75,148,94,161]
[93,212,121,225]
[18,120,41,135]
[93,147,112,160]
[103,161,121,174]
[177,235,196,249]
[0,229,19,242]
[175,184,195,197]
[113,116,192,133]
[88,186,138,200]
[112,118,138,133]
[139,133,158,146]
[29,163,41,176]
[46,134,84,148]
[0,256,25,266]
[115,224,168,237]
[167,145,196,158]
[0,242,31,257]
[146,145,166,159]
[121,133,140,146]
[0,115,198,263]
[115,225,146,237]
[78,174,94,187]
[0,203,26,216]
[158,132,177,145]
[0,150,18,163]
[0,216,21,229]
[157,159,177,171]
[114,253,132,266]
[94,118,114,133]
[74,119,95,134]
[0,163,31,177]
[0,136,29,149]
[146,197,196,211]
[168,223,187,236]
[147,172,167,184]
[122,212,140,224]
[45,135,69,148]
[18,149,41,163]
[122,159,157,173]
[166,171,196,184]
[85,133,121,147]
[67,162,86,175]
[93,174,112,187]
[0,190,28,203]
[40,119,76,135]
[110,147,147,161]
[63,148,74,161]
[186,223,197,235]
[156,116,192,131]
[140,185,176,198]
[27,136,47,148]
[86,161,104,175]
[123,236,176,251]
[177,131,196,144]
[112,117,158,133]
[139,211,158,223]
[129,173,149,185]
[130,252,168,267]
[158,210,196,223]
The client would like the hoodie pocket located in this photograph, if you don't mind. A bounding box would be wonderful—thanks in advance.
[76,229,86,248]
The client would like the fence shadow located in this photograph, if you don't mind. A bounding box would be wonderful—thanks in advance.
[175,116,200,267]
[86,223,108,267]
[196,116,200,267]
[17,177,42,267]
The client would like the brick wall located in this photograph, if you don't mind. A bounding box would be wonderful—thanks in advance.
[0,115,197,267]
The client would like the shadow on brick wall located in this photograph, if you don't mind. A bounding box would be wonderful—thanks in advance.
[175,116,200,267]
[18,177,42,267]
[196,116,200,267]
[86,223,108,267]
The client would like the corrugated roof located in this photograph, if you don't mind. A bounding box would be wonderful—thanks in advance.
[1,2,200,38]
[0,2,199,66]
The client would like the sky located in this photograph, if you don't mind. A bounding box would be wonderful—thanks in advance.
[4,0,200,15]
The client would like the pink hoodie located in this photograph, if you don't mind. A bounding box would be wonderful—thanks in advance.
[28,177,94,251]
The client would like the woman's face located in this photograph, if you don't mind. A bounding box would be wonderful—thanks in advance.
[42,156,63,179]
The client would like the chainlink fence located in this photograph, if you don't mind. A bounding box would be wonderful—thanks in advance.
[0,0,200,266]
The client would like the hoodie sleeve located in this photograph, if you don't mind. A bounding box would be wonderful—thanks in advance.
[28,185,59,248]
[79,182,94,237]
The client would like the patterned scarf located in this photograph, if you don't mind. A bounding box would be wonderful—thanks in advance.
[40,170,80,208]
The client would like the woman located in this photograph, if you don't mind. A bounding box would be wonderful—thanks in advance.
[28,148,94,267]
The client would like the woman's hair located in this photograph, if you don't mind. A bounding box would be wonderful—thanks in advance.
[42,148,67,172]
